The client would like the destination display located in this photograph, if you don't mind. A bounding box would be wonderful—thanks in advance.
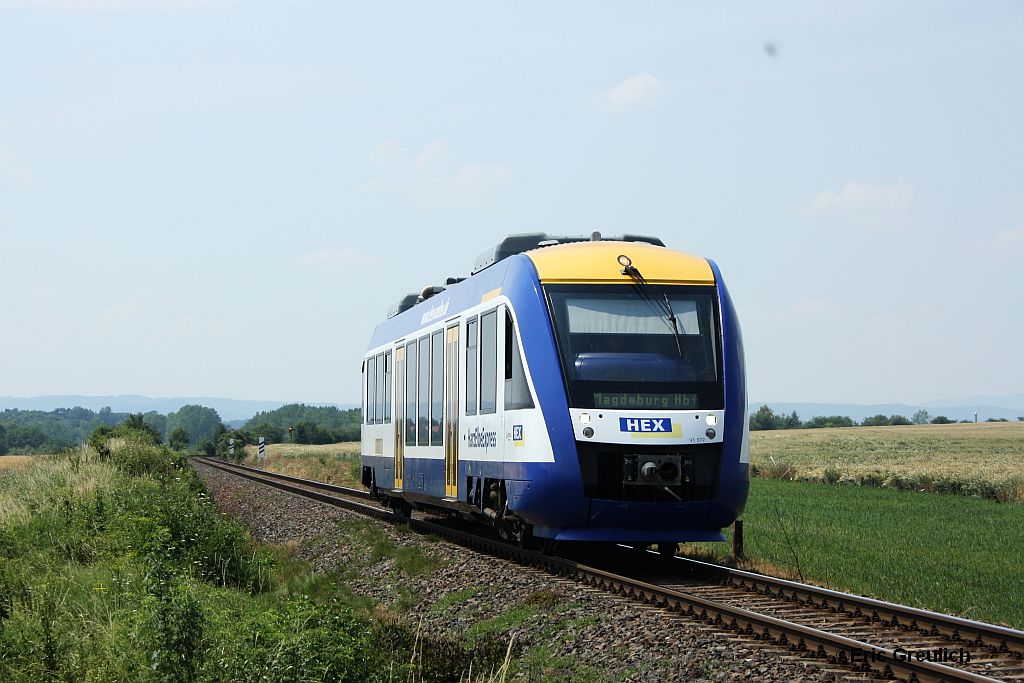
[593,392,698,410]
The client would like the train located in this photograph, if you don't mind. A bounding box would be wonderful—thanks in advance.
[360,232,748,551]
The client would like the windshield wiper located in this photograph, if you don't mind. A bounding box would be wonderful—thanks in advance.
[620,258,684,357]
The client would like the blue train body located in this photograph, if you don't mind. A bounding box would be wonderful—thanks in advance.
[360,234,748,545]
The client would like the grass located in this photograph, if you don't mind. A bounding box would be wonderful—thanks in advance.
[681,478,1024,629]
[750,421,1024,502]
[240,441,362,487]
[0,437,514,682]
[332,517,443,578]
[429,586,482,614]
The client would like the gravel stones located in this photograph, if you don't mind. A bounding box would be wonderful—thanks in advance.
[195,462,845,682]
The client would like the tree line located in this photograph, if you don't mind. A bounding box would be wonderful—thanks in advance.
[0,403,362,455]
[749,405,1020,431]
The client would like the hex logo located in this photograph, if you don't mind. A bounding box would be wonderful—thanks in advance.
[619,417,672,433]
[512,425,524,442]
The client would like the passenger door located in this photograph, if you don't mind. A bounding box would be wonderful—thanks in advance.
[444,324,460,498]
[393,345,405,490]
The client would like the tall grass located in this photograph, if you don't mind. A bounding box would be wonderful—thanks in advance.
[750,422,1024,502]
[0,435,512,681]
[240,441,363,487]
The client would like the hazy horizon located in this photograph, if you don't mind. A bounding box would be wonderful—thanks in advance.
[2,2,1021,406]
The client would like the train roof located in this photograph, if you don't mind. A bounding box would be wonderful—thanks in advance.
[471,232,664,275]
[385,231,712,320]
[526,240,715,285]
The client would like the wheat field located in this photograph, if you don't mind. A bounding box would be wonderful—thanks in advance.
[750,421,1024,502]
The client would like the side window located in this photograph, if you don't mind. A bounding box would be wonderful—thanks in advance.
[505,310,535,410]
[367,355,377,424]
[383,350,392,424]
[405,341,417,446]
[479,310,497,414]
[465,317,478,415]
[430,330,444,446]
[417,336,430,445]
[375,352,385,424]
[362,360,368,424]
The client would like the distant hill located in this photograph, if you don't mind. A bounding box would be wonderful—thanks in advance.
[0,395,357,423]
[750,401,1024,423]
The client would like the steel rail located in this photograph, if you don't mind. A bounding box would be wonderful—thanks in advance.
[192,456,1010,683]
[666,554,1024,657]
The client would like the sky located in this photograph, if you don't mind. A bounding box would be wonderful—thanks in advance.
[1,1,1022,406]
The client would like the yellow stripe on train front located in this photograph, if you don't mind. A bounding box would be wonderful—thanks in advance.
[631,423,683,439]
[526,241,715,285]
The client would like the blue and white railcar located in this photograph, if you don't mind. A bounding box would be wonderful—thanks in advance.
[360,233,748,546]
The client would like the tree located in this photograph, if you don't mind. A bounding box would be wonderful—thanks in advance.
[244,404,360,441]
[930,415,953,424]
[912,409,930,425]
[166,405,224,447]
[781,411,802,429]
[169,426,190,451]
[749,405,781,431]
[246,422,284,444]
[888,414,912,426]
[216,430,250,462]
[293,421,334,444]
[122,414,163,445]
[803,415,855,429]
[861,414,891,427]
[0,423,6,455]
[143,411,168,441]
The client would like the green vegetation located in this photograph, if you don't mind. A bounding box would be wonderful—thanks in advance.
[244,404,361,443]
[687,478,1024,628]
[429,586,482,614]
[750,405,966,430]
[0,403,359,455]
[0,424,510,681]
[166,404,225,448]
[0,407,166,454]
[750,421,1024,503]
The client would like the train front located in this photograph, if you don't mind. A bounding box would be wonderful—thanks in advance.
[522,241,749,543]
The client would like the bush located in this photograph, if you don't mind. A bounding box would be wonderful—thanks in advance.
[216,431,250,462]
[930,415,954,424]
[168,426,190,451]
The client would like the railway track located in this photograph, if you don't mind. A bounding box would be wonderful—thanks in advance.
[192,456,1023,682]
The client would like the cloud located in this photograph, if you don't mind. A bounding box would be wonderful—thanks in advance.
[295,247,379,272]
[368,139,407,170]
[964,220,1024,262]
[414,162,512,212]
[414,139,449,170]
[799,178,913,216]
[989,222,1024,254]
[359,138,511,212]
[595,74,662,113]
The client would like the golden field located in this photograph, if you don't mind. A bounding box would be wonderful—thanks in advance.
[240,442,362,487]
[750,421,1024,502]
[0,455,36,473]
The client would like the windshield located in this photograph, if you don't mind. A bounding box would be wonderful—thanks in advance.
[546,284,722,410]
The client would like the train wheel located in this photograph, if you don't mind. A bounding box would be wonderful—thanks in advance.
[390,499,412,518]
[514,524,533,549]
